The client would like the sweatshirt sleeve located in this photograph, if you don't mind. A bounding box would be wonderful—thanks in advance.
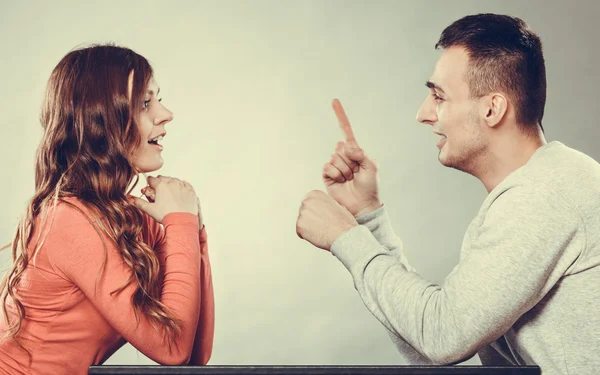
[330,184,585,364]
[354,205,431,364]
[47,210,202,366]
[356,205,415,272]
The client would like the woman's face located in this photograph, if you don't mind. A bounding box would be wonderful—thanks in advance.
[129,71,174,173]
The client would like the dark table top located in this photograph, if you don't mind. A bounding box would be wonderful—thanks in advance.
[88,365,541,375]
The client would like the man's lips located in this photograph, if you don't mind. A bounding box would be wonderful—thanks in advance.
[433,131,446,148]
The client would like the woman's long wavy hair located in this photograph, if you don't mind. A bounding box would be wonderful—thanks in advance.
[0,44,180,349]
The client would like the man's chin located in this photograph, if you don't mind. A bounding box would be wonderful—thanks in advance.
[437,149,451,167]
[439,152,471,173]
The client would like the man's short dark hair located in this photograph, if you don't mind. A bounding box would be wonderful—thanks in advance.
[436,14,546,133]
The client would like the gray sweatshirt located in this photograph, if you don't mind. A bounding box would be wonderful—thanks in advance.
[331,141,600,374]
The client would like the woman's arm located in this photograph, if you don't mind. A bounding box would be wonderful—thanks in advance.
[189,226,215,365]
[48,208,202,365]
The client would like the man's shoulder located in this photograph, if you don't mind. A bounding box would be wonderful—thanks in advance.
[533,141,599,172]
[484,142,600,211]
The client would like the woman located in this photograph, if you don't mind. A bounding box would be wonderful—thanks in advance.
[0,44,214,374]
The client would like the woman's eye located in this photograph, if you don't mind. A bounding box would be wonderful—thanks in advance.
[142,99,151,109]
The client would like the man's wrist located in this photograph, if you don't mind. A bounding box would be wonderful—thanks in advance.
[329,222,359,251]
[354,200,383,218]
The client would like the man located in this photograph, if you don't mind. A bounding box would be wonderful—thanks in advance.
[296,14,600,374]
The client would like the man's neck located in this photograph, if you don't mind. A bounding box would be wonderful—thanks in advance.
[475,130,547,193]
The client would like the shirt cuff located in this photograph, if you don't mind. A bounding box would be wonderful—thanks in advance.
[355,204,402,251]
[199,224,208,243]
[356,203,387,226]
[162,212,200,229]
[330,225,387,276]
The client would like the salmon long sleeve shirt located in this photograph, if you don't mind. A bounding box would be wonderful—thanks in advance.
[0,196,214,374]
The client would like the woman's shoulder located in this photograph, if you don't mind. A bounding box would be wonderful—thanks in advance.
[28,197,107,265]
[38,196,162,255]
[38,196,167,249]
[46,197,95,229]
[46,196,155,236]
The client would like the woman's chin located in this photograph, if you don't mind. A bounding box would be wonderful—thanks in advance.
[136,162,163,174]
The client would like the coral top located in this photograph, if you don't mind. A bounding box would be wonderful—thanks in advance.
[0,197,214,374]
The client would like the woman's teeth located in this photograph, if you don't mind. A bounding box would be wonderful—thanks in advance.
[148,135,164,145]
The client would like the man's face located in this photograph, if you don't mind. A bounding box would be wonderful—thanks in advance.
[416,46,487,172]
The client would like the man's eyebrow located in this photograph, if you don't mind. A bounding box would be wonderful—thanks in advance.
[426,81,446,94]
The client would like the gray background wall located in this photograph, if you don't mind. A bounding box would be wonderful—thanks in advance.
[1,0,598,366]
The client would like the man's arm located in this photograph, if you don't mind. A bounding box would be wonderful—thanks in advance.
[331,184,585,364]
[355,204,434,364]
[355,205,414,272]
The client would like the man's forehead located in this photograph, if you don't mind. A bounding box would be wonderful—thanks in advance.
[429,46,470,95]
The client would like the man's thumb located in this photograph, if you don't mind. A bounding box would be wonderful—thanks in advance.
[359,152,378,171]
[345,146,365,162]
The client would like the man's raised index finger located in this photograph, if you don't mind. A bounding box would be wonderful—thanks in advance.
[332,98,359,146]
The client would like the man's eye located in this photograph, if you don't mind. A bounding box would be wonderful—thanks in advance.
[432,93,444,102]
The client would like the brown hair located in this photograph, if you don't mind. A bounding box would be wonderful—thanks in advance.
[0,44,180,353]
[436,13,547,134]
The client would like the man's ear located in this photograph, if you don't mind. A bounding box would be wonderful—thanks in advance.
[481,93,508,128]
